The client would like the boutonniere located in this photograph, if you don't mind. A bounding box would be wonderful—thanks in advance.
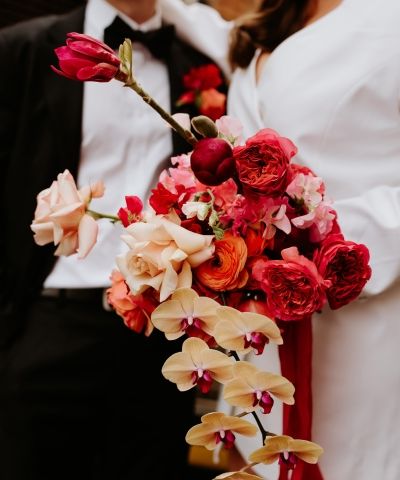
[176,63,227,121]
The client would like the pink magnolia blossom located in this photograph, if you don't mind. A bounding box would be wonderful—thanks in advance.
[31,169,104,258]
[51,32,121,82]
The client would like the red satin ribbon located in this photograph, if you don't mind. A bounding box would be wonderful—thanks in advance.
[278,317,324,480]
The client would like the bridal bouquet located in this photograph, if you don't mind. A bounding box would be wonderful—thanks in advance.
[30,33,372,480]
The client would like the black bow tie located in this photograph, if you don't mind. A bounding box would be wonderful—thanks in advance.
[104,16,175,60]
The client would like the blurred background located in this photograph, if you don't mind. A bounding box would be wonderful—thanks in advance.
[0,0,257,28]
[0,0,257,478]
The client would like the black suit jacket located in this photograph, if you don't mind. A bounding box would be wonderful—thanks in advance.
[0,6,222,346]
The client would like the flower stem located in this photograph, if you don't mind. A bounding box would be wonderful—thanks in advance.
[126,80,198,147]
[240,462,258,473]
[87,209,120,222]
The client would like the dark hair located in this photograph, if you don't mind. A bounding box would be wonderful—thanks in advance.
[229,0,317,69]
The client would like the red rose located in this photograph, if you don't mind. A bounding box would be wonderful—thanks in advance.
[233,128,297,196]
[313,233,372,309]
[52,33,121,82]
[190,138,236,186]
[254,247,328,321]
[182,64,223,91]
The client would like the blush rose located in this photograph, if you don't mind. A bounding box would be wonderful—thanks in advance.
[30,169,104,258]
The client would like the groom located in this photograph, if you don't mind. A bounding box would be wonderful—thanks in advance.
[0,0,223,478]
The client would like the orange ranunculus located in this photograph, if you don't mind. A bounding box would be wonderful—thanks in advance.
[243,224,274,257]
[195,232,248,291]
[107,270,157,336]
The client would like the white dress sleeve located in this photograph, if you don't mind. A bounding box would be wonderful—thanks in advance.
[334,185,400,296]
[160,0,233,79]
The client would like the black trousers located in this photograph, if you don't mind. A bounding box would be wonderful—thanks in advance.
[0,294,195,480]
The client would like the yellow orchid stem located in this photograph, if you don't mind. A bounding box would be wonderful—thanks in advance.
[240,462,259,473]
[125,79,198,147]
[236,411,249,418]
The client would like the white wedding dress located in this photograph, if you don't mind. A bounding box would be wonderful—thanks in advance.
[161,1,400,479]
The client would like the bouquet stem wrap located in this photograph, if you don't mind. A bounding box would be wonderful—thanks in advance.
[278,318,324,480]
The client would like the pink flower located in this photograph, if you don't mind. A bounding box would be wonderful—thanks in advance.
[291,202,336,242]
[212,178,238,211]
[191,138,236,186]
[51,32,121,82]
[117,195,143,227]
[30,169,103,258]
[286,173,324,209]
[216,116,244,146]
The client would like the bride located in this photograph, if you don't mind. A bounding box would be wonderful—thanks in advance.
[160,1,400,479]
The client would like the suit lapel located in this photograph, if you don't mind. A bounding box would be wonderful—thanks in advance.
[164,37,207,156]
[41,6,85,178]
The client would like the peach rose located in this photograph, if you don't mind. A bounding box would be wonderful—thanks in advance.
[116,214,215,302]
[30,169,104,258]
[195,232,248,291]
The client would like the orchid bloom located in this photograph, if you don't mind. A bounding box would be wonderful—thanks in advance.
[186,412,257,450]
[214,471,263,480]
[151,287,220,340]
[161,337,233,394]
[223,362,294,414]
[213,306,282,355]
[249,435,323,470]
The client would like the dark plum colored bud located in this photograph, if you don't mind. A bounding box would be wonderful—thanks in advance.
[190,138,236,186]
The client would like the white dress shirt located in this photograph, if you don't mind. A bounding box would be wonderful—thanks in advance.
[161,0,400,479]
[45,0,172,288]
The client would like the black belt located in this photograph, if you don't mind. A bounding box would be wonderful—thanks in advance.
[40,287,111,310]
